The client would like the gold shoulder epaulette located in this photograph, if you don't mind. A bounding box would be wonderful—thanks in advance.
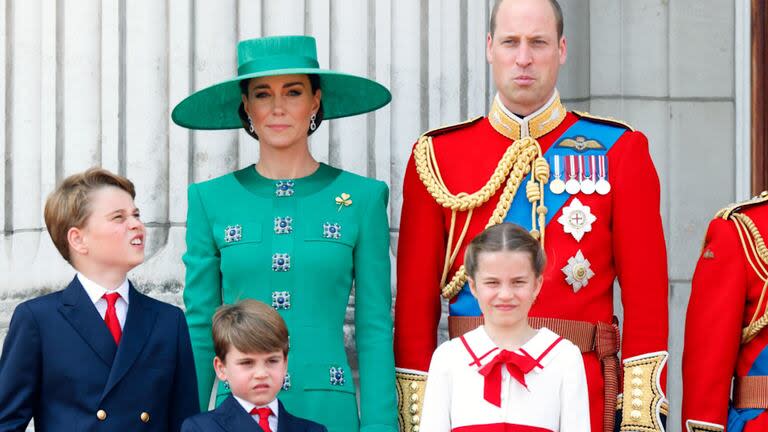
[573,111,635,132]
[422,116,484,138]
[716,191,768,220]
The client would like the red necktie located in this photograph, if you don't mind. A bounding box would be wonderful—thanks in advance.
[103,293,122,344]
[477,349,538,407]
[250,407,273,432]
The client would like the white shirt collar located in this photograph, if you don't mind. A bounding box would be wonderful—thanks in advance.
[77,272,130,305]
[233,395,280,419]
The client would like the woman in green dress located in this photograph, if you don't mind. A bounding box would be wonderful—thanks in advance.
[172,35,397,432]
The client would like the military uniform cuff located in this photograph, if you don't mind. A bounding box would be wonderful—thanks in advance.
[396,369,428,432]
[620,351,669,431]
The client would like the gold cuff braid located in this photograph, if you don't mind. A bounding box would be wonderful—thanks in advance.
[620,352,668,432]
[395,371,428,432]
[685,420,724,432]
[617,394,669,416]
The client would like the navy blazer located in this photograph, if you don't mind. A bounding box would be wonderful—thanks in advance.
[0,276,199,431]
[181,395,327,432]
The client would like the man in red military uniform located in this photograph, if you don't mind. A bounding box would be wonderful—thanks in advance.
[683,192,768,432]
[393,1,669,431]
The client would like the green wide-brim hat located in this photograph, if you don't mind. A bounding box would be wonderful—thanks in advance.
[171,35,392,130]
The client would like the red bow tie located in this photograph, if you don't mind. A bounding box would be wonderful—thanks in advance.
[477,349,539,407]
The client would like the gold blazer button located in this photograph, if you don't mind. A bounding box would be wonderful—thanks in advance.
[96,410,107,421]
[140,412,150,423]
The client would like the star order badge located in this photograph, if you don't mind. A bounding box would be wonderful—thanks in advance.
[561,250,595,293]
[557,198,596,242]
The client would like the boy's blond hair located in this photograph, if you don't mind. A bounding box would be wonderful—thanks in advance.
[43,167,136,263]
[212,299,290,360]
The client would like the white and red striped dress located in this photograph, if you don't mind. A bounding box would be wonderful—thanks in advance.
[420,326,590,432]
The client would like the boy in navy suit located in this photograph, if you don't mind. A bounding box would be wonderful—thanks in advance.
[0,168,199,431]
[181,300,326,432]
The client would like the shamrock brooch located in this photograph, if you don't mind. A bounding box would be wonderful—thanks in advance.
[335,193,352,211]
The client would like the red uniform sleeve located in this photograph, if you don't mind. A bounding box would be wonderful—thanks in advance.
[611,131,669,381]
[682,217,746,428]
[394,146,446,372]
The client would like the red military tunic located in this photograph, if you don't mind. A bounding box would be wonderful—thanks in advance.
[394,92,669,432]
[683,193,768,432]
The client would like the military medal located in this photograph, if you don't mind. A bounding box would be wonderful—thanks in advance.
[561,250,595,292]
[549,155,566,194]
[580,155,596,195]
[565,155,580,195]
[557,198,596,242]
[595,155,611,195]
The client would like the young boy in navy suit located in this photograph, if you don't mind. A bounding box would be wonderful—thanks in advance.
[181,300,327,432]
[0,168,199,431]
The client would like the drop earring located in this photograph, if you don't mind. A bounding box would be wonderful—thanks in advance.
[248,116,254,133]
[310,113,317,131]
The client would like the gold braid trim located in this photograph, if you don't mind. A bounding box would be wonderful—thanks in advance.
[615,396,669,416]
[715,190,768,220]
[395,371,428,432]
[731,211,768,343]
[685,420,724,432]
[620,352,668,432]
[413,135,549,299]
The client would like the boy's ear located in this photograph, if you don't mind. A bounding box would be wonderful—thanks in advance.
[67,226,88,256]
[213,356,227,382]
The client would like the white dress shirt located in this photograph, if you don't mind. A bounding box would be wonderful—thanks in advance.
[234,395,279,431]
[77,272,130,330]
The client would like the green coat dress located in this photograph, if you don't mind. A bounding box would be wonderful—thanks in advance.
[183,163,397,432]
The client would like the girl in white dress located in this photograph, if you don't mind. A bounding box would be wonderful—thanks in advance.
[420,223,590,432]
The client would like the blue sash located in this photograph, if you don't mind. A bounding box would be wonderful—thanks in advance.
[727,346,768,431]
[450,119,627,316]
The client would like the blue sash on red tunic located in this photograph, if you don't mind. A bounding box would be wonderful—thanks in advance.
[449,119,627,316]
[728,347,768,431]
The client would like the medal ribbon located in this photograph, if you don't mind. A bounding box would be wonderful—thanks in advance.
[598,155,607,180]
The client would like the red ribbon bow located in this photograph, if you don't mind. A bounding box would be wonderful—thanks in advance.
[477,349,538,407]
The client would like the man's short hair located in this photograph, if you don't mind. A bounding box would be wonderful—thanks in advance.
[44,167,136,263]
[212,299,290,360]
[490,0,564,39]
